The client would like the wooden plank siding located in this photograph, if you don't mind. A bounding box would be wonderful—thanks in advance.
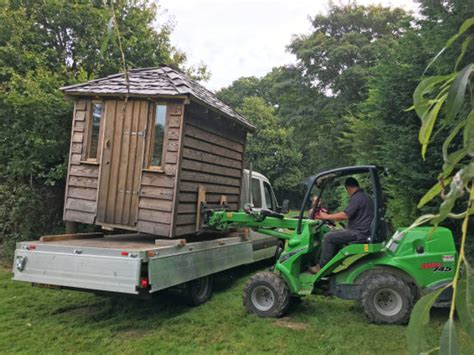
[174,106,246,236]
[63,100,99,225]
[136,102,185,237]
[96,100,149,227]
[63,97,248,239]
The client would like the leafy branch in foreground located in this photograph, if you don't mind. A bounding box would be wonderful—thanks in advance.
[407,18,474,355]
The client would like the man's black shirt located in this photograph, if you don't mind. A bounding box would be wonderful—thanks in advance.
[344,189,374,237]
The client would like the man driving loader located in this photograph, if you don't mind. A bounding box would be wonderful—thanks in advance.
[308,177,374,274]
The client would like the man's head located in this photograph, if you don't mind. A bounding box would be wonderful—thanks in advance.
[344,177,360,196]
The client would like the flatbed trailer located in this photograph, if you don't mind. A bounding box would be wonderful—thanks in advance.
[13,232,276,297]
[12,170,281,304]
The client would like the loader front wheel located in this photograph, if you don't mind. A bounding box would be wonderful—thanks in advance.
[360,273,413,324]
[243,271,290,318]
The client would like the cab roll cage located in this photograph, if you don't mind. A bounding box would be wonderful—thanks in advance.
[296,165,387,243]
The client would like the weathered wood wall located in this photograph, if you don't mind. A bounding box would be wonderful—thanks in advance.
[63,98,246,239]
[136,102,185,237]
[96,100,148,227]
[174,102,246,236]
[63,100,99,224]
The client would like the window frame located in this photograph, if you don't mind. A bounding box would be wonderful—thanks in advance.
[263,181,276,211]
[251,177,263,209]
[83,100,105,163]
[145,101,168,171]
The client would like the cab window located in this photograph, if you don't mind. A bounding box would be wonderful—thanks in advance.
[252,178,262,208]
[263,181,274,210]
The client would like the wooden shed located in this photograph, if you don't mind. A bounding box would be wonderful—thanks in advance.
[60,66,254,238]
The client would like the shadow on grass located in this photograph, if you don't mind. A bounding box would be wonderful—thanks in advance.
[48,259,274,333]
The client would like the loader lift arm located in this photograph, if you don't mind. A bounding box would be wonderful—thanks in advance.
[205,208,319,244]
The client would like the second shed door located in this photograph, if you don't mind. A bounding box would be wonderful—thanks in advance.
[97,100,149,226]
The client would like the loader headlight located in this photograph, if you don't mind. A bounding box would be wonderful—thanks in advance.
[16,256,27,272]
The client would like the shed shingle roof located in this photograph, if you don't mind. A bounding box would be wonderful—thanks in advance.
[61,65,254,131]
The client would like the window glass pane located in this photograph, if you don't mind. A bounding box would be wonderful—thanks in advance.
[150,104,167,167]
[252,178,262,208]
[89,103,102,159]
[263,182,274,210]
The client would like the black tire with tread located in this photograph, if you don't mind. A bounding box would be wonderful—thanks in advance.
[183,276,213,306]
[360,273,413,324]
[243,271,290,318]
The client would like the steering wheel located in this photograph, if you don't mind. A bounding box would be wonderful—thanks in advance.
[319,219,336,227]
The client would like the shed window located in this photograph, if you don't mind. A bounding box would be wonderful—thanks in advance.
[87,102,103,160]
[149,104,167,167]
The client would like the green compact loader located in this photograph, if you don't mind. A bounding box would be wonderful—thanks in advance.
[205,165,457,324]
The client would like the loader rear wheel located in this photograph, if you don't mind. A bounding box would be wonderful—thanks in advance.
[361,273,413,324]
[243,271,290,318]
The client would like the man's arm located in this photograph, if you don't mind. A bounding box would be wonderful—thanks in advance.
[317,211,348,221]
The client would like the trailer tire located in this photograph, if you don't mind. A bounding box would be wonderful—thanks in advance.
[243,271,290,318]
[183,276,213,306]
[360,273,413,324]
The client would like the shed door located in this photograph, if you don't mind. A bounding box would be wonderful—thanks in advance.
[97,100,149,226]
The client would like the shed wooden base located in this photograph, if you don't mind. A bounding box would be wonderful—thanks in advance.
[39,232,103,242]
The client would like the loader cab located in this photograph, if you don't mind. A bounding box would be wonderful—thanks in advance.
[240,170,279,212]
[297,165,388,243]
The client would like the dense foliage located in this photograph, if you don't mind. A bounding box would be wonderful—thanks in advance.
[1,0,473,264]
[406,16,474,354]
[217,1,474,236]
[0,0,191,258]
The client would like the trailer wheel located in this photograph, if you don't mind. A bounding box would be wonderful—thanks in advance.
[184,276,213,306]
[243,271,290,318]
[360,273,413,324]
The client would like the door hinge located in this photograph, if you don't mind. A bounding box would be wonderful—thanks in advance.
[123,130,146,137]
[118,189,140,195]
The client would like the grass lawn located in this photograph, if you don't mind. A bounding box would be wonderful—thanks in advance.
[0,263,473,354]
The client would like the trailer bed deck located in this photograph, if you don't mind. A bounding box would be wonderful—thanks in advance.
[38,234,165,250]
[13,232,271,295]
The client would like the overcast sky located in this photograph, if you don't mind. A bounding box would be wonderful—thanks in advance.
[157,0,418,91]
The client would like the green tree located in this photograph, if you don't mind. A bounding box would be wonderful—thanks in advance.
[289,4,412,105]
[343,30,443,227]
[0,0,188,259]
[238,97,303,197]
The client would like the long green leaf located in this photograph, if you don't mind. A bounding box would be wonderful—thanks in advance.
[420,96,446,159]
[413,76,451,119]
[442,120,467,163]
[439,319,460,355]
[455,36,472,70]
[442,148,468,178]
[418,177,453,208]
[424,18,474,74]
[463,111,474,156]
[459,17,474,36]
[434,166,470,224]
[446,64,474,122]
[455,261,474,338]
[408,287,447,355]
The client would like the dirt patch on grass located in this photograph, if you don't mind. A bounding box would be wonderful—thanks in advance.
[1,265,12,273]
[52,303,103,316]
[273,317,308,330]
[113,328,152,340]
